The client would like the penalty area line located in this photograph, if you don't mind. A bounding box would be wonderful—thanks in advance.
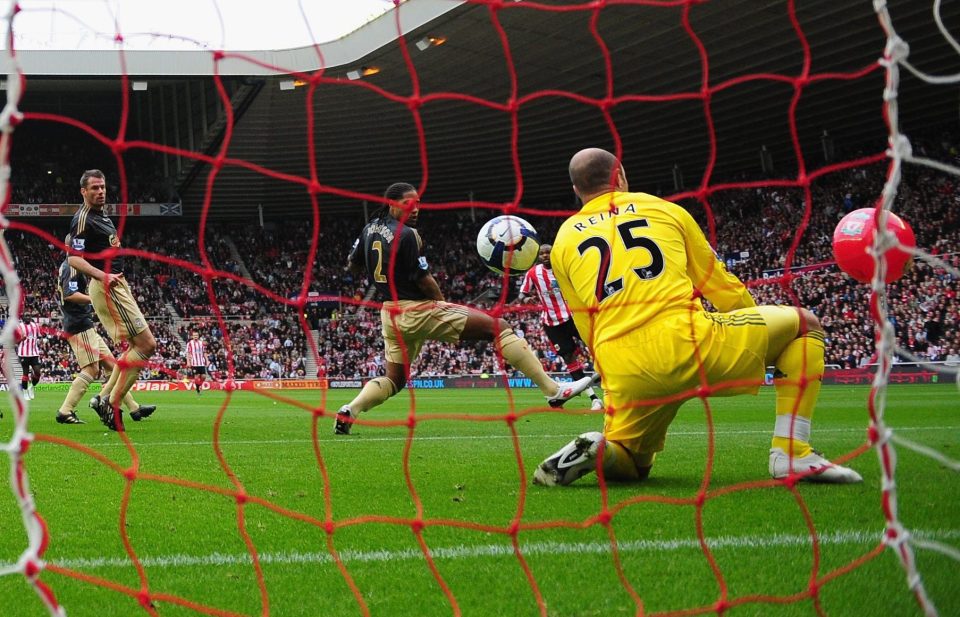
[84,425,960,449]
[33,528,960,571]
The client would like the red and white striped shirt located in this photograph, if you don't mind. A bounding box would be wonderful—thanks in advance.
[519,264,572,326]
[186,338,207,368]
[15,322,41,358]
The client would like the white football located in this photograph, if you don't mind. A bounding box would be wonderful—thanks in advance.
[476,215,540,276]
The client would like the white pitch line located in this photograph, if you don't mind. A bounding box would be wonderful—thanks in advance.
[21,528,960,572]
[74,425,960,449]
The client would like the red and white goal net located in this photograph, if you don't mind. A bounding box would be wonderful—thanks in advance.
[1,1,958,616]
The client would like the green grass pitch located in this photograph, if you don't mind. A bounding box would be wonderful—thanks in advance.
[1,384,958,616]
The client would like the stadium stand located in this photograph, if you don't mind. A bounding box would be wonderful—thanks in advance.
[1,132,957,381]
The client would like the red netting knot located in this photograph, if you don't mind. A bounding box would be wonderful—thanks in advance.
[308,181,322,195]
[807,580,820,598]
[796,171,808,187]
[506,98,519,114]
[504,412,517,426]
[213,50,226,61]
[695,385,711,399]
[407,97,423,111]
[12,3,21,15]
[223,378,237,391]
[695,492,706,508]
[123,467,137,481]
[7,111,23,127]
[24,559,41,579]
[410,519,425,534]
[507,522,520,537]
[114,34,123,44]
[137,590,153,609]
[112,140,127,154]
[406,415,417,429]
[794,76,810,89]
[488,0,504,12]
[596,510,612,525]
[713,599,729,614]
[599,98,614,112]
[323,521,335,535]
[235,492,249,505]
[867,424,879,445]
[18,436,31,456]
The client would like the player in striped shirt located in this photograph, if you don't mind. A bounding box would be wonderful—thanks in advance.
[15,315,42,401]
[519,244,603,411]
[185,332,207,395]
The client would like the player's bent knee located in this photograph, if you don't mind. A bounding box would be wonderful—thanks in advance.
[385,365,406,391]
[799,308,823,334]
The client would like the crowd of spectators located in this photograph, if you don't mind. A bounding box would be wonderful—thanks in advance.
[2,134,958,383]
[8,132,175,206]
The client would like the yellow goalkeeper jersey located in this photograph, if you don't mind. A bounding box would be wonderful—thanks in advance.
[552,191,756,350]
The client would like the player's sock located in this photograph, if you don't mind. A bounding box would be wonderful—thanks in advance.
[111,349,152,407]
[601,440,653,481]
[771,332,825,458]
[348,376,397,413]
[20,377,28,391]
[31,373,40,386]
[497,330,557,396]
[59,372,94,414]
[100,365,122,402]
[123,392,140,412]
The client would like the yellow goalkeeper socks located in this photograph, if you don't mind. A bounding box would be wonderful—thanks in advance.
[771,332,825,458]
[349,377,398,413]
[496,330,557,396]
[601,440,654,482]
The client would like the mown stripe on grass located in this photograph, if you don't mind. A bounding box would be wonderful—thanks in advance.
[87,425,960,449]
[37,528,960,570]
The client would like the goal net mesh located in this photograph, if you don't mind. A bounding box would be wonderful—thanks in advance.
[1,1,958,616]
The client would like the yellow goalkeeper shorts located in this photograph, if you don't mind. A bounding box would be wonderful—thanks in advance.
[597,306,797,455]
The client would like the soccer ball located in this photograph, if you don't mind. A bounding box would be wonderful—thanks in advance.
[476,215,540,276]
[832,208,915,283]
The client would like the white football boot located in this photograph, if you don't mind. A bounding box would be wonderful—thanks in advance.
[533,431,604,487]
[769,447,863,483]
[547,373,601,408]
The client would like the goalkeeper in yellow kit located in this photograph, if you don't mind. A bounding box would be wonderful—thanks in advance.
[533,148,862,486]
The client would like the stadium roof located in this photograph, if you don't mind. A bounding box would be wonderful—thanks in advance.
[8,0,960,219]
